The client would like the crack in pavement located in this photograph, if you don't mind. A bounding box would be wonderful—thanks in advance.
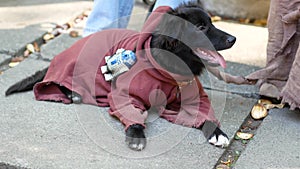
[214,114,264,169]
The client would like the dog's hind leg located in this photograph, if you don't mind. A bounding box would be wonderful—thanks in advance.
[125,124,146,151]
[5,67,48,96]
[58,86,82,104]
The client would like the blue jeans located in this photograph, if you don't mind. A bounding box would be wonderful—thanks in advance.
[83,0,195,37]
[83,0,135,37]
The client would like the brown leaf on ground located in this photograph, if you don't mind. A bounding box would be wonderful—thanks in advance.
[11,56,24,62]
[33,42,40,52]
[69,30,79,38]
[43,33,54,41]
[8,62,20,68]
[251,103,268,119]
[26,44,35,53]
[236,132,254,140]
[23,50,30,57]
[216,164,230,169]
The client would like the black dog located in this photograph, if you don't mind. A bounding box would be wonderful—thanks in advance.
[125,3,235,150]
[6,3,235,151]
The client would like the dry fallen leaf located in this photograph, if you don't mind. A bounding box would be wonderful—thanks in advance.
[216,164,230,169]
[240,18,251,24]
[8,62,20,68]
[69,30,79,38]
[264,103,285,109]
[220,159,232,165]
[211,16,222,22]
[33,42,40,52]
[82,10,90,17]
[23,50,30,57]
[43,33,54,41]
[258,99,272,105]
[11,56,24,62]
[26,44,35,53]
[251,103,268,119]
[61,23,71,30]
[253,19,267,26]
[51,28,64,36]
[236,132,254,140]
[66,22,73,28]
[257,99,285,110]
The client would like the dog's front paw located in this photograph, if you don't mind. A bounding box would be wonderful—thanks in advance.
[201,121,229,148]
[125,124,146,151]
[208,127,229,148]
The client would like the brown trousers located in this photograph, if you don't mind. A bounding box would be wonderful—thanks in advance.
[246,0,300,109]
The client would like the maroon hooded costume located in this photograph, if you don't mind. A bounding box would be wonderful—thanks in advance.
[34,6,219,129]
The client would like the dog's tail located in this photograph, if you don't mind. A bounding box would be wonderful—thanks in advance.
[5,67,48,96]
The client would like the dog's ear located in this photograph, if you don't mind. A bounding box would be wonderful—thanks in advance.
[155,12,210,49]
[155,12,188,48]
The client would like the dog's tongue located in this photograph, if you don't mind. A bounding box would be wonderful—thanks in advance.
[195,48,227,68]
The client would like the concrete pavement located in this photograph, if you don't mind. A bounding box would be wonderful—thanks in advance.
[0,0,299,169]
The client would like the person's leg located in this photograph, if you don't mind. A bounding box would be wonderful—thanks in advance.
[118,0,135,28]
[83,0,134,37]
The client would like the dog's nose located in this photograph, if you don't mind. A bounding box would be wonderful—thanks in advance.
[226,36,236,45]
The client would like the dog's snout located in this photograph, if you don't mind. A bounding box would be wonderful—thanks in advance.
[226,36,236,45]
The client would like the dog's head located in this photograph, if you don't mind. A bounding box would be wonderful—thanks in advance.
[151,3,236,75]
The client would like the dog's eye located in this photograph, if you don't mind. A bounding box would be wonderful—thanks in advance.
[197,23,207,31]
[198,25,206,31]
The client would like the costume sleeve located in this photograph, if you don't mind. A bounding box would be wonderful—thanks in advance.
[107,72,149,130]
[206,66,255,85]
[159,78,220,128]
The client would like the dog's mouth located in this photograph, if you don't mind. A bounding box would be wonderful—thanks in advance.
[193,48,226,68]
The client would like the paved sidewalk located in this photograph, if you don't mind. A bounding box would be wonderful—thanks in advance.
[0,1,299,169]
